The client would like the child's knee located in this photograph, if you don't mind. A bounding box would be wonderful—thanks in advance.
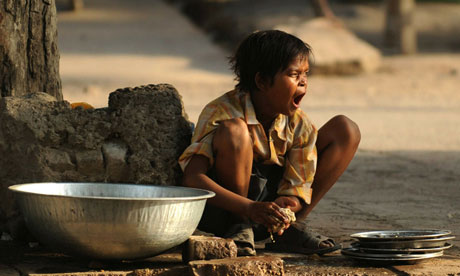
[214,118,252,151]
[332,115,361,147]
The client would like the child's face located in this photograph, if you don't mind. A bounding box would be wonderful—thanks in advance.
[264,56,309,117]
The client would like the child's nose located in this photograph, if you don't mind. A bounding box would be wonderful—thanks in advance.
[299,76,307,87]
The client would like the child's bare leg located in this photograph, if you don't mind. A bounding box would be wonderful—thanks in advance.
[212,118,257,255]
[305,115,360,216]
[300,115,360,249]
[212,118,253,198]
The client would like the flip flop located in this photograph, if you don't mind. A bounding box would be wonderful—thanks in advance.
[264,223,341,255]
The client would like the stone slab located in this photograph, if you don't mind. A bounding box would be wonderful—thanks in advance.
[189,256,284,276]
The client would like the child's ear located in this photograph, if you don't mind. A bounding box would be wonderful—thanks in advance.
[255,72,268,91]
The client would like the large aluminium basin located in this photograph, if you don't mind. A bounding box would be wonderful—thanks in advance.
[9,182,215,260]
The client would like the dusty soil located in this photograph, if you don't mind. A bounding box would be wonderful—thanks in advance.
[2,0,456,275]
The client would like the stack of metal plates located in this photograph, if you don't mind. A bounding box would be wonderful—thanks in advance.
[342,230,455,262]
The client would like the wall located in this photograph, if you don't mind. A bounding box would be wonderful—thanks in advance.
[0,84,193,233]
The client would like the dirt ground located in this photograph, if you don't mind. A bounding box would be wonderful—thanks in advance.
[19,0,459,274]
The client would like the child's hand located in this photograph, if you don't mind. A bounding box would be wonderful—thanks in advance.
[274,196,302,213]
[245,201,290,230]
[271,196,302,235]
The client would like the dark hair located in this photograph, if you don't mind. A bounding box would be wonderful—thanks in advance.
[230,30,312,93]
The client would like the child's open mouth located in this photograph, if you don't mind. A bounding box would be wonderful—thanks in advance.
[293,93,305,107]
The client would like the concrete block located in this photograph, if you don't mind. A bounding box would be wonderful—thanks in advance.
[189,256,284,276]
[182,235,237,262]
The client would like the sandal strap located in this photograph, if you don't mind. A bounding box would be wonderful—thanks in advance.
[274,223,337,249]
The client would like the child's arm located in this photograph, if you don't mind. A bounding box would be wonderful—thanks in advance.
[183,154,290,228]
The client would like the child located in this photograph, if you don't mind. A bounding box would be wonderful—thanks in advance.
[179,30,360,256]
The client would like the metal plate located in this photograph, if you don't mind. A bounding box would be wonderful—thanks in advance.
[351,242,452,253]
[357,236,455,249]
[350,230,451,241]
[341,247,444,261]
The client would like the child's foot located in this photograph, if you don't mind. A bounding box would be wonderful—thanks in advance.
[265,223,341,255]
[224,223,256,256]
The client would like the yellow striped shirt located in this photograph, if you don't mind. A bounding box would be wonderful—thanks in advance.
[178,89,317,204]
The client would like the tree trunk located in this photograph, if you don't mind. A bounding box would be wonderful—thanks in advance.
[385,0,417,54]
[0,0,62,100]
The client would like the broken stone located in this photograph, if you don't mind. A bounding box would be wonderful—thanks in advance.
[182,235,237,262]
[189,256,284,276]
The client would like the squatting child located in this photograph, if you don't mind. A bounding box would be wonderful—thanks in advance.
[179,30,360,256]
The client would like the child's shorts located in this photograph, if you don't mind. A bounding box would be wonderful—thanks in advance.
[197,163,284,238]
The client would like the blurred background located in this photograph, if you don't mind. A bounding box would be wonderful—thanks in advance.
[56,0,460,151]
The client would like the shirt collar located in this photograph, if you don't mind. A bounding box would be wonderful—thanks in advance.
[242,91,260,125]
[273,114,288,141]
[241,90,288,141]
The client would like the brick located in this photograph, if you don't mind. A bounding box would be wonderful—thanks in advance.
[189,256,284,276]
[182,235,237,262]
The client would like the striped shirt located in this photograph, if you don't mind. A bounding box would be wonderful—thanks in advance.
[178,89,317,204]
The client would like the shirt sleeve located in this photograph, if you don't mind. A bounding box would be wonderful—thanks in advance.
[276,118,318,205]
[178,101,235,171]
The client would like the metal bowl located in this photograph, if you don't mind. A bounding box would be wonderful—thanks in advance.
[9,182,215,260]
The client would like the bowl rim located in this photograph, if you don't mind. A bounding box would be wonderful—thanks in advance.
[8,182,215,201]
